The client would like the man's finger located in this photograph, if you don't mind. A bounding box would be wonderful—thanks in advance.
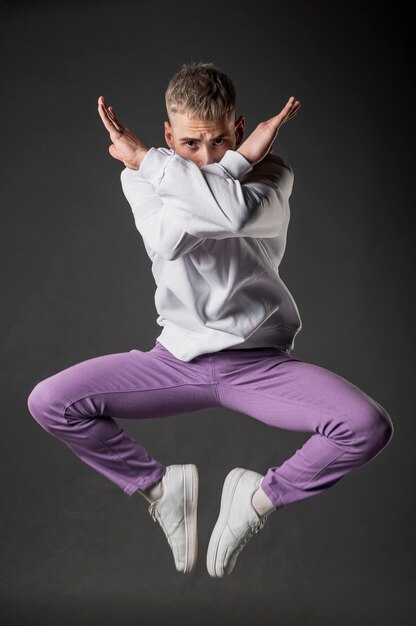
[264,97,299,127]
[98,98,117,133]
[98,97,122,134]
[288,102,301,118]
[98,96,114,128]
[107,106,123,132]
[286,102,301,120]
[275,99,300,125]
[282,99,300,119]
[102,101,122,131]
[108,106,124,131]
[280,96,296,116]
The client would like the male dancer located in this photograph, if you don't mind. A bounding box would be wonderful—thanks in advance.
[27,62,394,577]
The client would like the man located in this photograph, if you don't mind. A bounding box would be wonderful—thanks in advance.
[27,62,394,578]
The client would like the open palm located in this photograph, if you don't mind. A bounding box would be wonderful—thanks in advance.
[238,96,301,165]
[97,95,148,170]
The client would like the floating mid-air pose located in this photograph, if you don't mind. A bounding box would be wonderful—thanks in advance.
[27,61,394,578]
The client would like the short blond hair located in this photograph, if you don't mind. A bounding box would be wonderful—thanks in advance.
[165,61,236,122]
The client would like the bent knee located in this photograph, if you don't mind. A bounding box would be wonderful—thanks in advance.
[356,400,394,456]
[27,381,45,419]
[27,379,64,433]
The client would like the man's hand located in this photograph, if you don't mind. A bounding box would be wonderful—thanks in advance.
[97,95,149,170]
[237,96,300,165]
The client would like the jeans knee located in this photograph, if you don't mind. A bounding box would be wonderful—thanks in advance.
[27,380,60,434]
[355,401,394,460]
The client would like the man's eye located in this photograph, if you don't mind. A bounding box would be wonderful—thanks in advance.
[185,139,224,148]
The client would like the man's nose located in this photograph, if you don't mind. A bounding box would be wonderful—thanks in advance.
[198,149,216,167]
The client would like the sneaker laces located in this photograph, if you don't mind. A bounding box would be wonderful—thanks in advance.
[234,515,268,556]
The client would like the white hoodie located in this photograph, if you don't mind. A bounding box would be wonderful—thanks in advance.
[120,147,302,362]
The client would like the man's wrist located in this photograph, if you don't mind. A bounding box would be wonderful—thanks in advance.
[236,148,253,164]
[125,148,149,170]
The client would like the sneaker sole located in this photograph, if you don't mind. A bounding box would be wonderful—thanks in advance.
[182,463,199,573]
[206,467,246,577]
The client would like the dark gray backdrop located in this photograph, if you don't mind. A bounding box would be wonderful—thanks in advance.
[1,1,414,624]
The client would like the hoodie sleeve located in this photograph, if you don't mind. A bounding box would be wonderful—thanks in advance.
[131,147,294,239]
[120,171,206,261]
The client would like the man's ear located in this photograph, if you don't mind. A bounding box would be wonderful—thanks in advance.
[164,120,174,149]
[234,115,245,149]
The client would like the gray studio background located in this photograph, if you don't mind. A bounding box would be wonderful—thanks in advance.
[1,1,414,625]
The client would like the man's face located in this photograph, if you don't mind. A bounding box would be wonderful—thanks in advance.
[164,110,245,168]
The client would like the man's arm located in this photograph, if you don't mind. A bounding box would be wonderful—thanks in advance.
[98,94,299,241]
[128,147,294,239]
[120,170,206,260]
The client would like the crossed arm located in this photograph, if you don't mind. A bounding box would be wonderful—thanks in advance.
[120,159,206,261]
[97,94,299,260]
[120,147,294,260]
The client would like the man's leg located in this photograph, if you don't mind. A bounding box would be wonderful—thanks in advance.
[215,349,394,510]
[27,343,218,496]
[27,341,220,573]
[206,348,394,576]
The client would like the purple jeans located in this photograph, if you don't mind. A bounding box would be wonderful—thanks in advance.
[27,341,394,509]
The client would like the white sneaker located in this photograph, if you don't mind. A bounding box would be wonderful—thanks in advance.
[147,464,199,573]
[206,468,270,577]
